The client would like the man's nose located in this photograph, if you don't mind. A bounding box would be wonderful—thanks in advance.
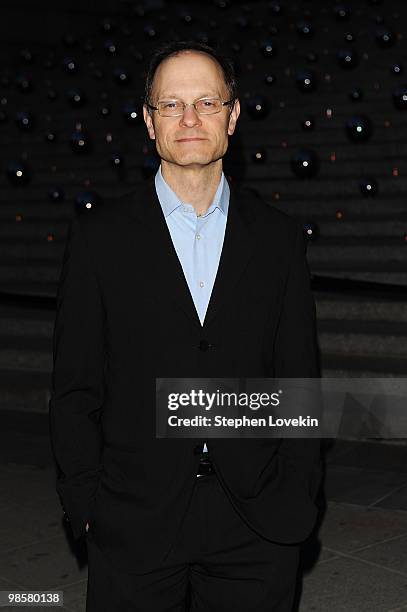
[179,105,202,127]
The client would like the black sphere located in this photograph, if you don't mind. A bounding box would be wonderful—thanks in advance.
[62,34,77,47]
[246,95,270,119]
[100,105,111,117]
[104,40,118,55]
[48,187,65,202]
[75,191,102,212]
[269,2,283,16]
[62,57,78,73]
[290,150,320,179]
[47,89,58,100]
[110,153,124,168]
[376,28,395,48]
[67,88,87,107]
[15,111,34,130]
[91,67,105,80]
[260,41,277,58]
[113,67,131,86]
[296,70,317,92]
[44,56,56,69]
[122,103,142,125]
[101,19,115,33]
[392,87,407,110]
[70,130,92,154]
[45,132,57,143]
[337,48,358,69]
[235,15,250,29]
[359,178,378,197]
[251,148,267,164]
[15,74,33,93]
[6,160,31,186]
[303,222,319,241]
[349,88,363,101]
[306,52,319,63]
[20,49,35,63]
[391,63,403,76]
[143,24,158,39]
[264,73,277,85]
[334,5,351,20]
[301,116,315,130]
[344,32,356,42]
[179,9,193,23]
[297,22,314,38]
[345,115,373,142]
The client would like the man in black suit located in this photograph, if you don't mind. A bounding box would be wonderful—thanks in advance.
[49,40,321,611]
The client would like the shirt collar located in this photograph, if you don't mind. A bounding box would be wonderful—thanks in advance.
[154,164,229,218]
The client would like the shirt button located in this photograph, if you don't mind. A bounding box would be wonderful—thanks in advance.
[196,234,201,240]
[199,281,204,288]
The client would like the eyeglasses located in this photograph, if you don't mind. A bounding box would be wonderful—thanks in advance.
[146,96,235,117]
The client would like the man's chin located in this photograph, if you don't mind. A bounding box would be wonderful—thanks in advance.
[175,155,214,167]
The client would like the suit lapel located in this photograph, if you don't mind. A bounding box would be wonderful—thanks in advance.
[128,177,200,328]
[127,175,258,330]
[203,181,257,328]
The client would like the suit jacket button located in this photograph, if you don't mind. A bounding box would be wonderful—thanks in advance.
[199,339,210,351]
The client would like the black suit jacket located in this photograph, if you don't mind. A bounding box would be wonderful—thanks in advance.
[49,175,322,574]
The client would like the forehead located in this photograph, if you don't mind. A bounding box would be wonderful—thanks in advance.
[152,51,227,98]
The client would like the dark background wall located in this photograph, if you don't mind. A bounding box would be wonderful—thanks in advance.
[0,0,406,411]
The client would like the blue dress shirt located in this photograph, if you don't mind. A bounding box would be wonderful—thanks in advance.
[154,164,229,325]
[155,164,230,453]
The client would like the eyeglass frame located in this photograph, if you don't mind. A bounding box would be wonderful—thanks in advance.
[145,96,236,117]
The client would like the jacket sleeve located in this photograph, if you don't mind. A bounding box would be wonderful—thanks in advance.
[273,221,322,504]
[49,216,105,539]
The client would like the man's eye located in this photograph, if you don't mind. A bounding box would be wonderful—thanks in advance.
[163,102,178,109]
[202,100,216,106]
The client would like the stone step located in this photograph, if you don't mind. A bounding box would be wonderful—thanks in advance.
[305,220,407,238]
[0,337,52,373]
[0,304,54,338]
[319,331,407,358]
[315,294,407,322]
[0,282,57,298]
[321,352,407,376]
[311,266,407,286]
[0,264,60,283]
[307,242,407,263]
[320,368,403,378]
[0,369,52,413]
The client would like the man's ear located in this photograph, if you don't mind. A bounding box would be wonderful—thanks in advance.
[143,104,156,140]
[227,98,240,136]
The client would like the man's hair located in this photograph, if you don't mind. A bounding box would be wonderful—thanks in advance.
[144,40,238,110]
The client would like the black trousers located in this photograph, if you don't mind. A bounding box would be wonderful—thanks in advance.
[86,473,299,612]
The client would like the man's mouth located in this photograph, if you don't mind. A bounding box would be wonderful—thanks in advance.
[176,137,206,142]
